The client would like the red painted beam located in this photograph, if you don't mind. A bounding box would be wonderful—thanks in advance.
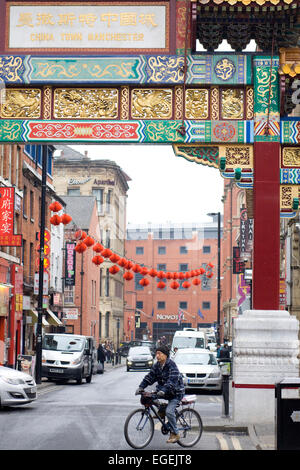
[253,142,280,310]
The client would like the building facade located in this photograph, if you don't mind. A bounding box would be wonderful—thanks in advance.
[124,222,219,344]
[53,146,130,348]
[0,143,64,367]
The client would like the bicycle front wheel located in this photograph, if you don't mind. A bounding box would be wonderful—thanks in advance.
[176,408,203,448]
[124,408,154,449]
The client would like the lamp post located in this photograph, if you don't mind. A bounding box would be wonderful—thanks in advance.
[35,145,48,384]
[207,212,221,345]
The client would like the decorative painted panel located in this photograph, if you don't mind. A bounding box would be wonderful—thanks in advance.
[221,89,244,120]
[281,120,300,144]
[185,89,209,120]
[0,119,254,144]
[0,54,253,85]
[131,88,172,119]
[0,88,41,118]
[53,88,119,119]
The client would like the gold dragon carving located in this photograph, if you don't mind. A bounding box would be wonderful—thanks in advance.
[185,89,209,119]
[54,88,118,119]
[0,88,41,118]
[131,89,172,119]
[221,89,244,120]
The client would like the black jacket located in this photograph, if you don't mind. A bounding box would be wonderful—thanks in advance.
[139,358,185,400]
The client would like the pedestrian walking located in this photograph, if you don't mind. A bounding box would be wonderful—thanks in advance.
[97,344,106,374]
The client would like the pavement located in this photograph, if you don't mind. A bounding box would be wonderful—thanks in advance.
[36,361,276,450]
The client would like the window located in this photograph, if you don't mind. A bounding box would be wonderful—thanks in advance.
[203,246,211,254]
[136,246,144,255]
[23,186,27,218]
[29,243,34,278]
[67,188,80,196]
[157,301,165,309]
[105,312,110,337]
[136,301,143,310]
[92,188,104,214]
[115,280,122,299]
[16,146,20,188]
[158,246,166,255]
[106,189,112,214]
[179,301,187,310]
[202,302,211,310]
[179,263,188,272]
[180,246,188,254]
[99,268,103,297]
[135,273,144,290]
[30,190,34,221]
[105,268,110,297]
[64,285,74,304]
[105,229,110,248]
[157,263,166,271]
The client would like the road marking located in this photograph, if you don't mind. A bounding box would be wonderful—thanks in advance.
[231,436,242,450]
[216,433,229,450]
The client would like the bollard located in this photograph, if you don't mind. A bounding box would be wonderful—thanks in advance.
[219,361,231,417]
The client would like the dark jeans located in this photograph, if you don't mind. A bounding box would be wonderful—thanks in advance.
[166,398,180,434]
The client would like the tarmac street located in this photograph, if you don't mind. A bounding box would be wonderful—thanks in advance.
[0,360,275,451]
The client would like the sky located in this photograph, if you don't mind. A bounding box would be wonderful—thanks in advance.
[71,144,224,226]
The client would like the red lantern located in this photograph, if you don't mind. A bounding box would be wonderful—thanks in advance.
[185,272,191,279]
[206,272,214,278]
[101,248,113,258]
[61,213,72,225]
[109,265,120,275]
[199,268,206,275]
[190,270,197,277]
[83,236,94,247]
[140,267,149,276]
[173,272,179,280]
[208,262,214,268]
[182,281,191,289]
[178,272,185,280]
[139,278,150,287]
[80,231,87,241]
[92,255,104,265]
[109,253,120,263]
[166,272,173,280]
[157,271,165,279]
[126,260,134,270]
[132,264,141,273]
[93,243,104,253]
[192,278,201,286]
[148,268,158,278]
[123,271,133,281]
[157,281,166,289]
[170,281,180,290]
[75,242,87,253]
[75,230,82,240]
[49,201,62,212]
[118,258,128,268]
[50,214,61,226]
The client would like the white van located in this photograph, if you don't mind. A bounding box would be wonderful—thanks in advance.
[42,333,94,384]
[171,330,206,351]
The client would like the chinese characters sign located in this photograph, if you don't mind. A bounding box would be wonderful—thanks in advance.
[0,187,22,246]
[7,3,169,52]
[65,242,76,286]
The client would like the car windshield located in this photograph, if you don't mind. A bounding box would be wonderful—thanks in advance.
[174,352,217,365]
[128,347,150,356]
[42,335,85,352]
[172,337,205,349]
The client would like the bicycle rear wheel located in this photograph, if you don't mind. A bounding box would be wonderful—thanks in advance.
[124,408,154,449]
[176,408,203,447]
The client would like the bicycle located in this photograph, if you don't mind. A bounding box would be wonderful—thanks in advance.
[124,391,203,449]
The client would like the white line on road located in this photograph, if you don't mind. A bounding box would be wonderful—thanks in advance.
[216,433,229,450]
[231,436,243,450]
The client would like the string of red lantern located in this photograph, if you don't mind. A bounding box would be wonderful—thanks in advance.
[68,225,214,290]
[49,201,72,227]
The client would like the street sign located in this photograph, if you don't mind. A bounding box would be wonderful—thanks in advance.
[34,272,49,295]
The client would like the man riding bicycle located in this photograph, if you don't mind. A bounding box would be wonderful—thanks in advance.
[135,344,185,444]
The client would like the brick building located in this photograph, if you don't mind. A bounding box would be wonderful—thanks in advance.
[124,222,220,344]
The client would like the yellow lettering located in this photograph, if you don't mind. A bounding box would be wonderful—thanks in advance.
[138,14,157,27]
[16,13,34,27]
[30,33,54,41]
[79,14,97,27]
[58,14,77,26]
[60,33,82,41]
[36,13,55,26]
[100,13,118,27]
[120,13,137,26]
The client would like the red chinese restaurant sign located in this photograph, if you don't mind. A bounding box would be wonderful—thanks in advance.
[0,187,22,246]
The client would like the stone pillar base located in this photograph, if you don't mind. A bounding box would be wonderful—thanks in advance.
[232,310,299,424]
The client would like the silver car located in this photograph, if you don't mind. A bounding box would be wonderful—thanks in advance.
[173,348,222,392]
[0,366,37,407]
[126,346,154,371]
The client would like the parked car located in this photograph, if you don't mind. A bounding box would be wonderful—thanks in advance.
[42,333,94,384]
[173,348,222,392]
[0,365,37,408]
[126,346,154,372]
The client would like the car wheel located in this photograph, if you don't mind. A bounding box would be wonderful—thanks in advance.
[76,369,83,385]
